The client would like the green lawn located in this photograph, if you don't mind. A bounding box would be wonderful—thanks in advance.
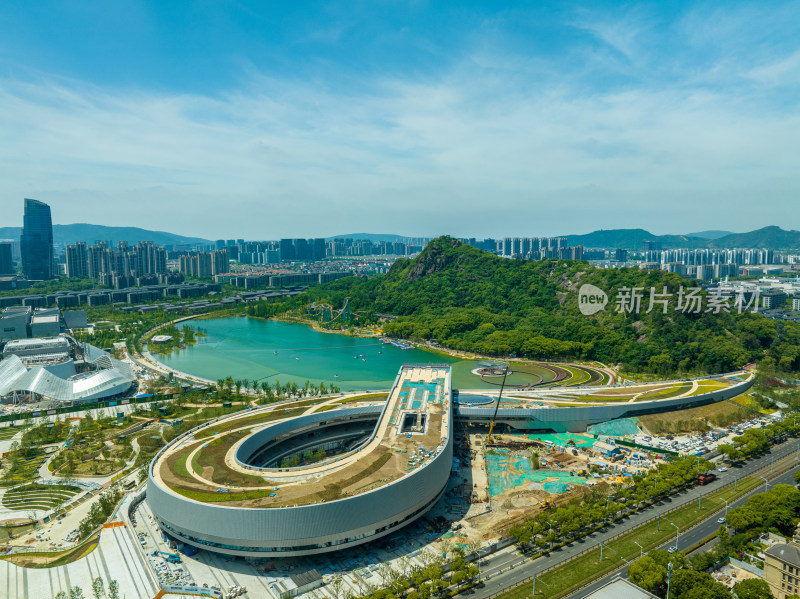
[0,427,25,440]
[558,366,591,386]
[633,382,693,401]
[0,451,47,487]
[173,452,192,478]
[2,483,81,510]
[194,405,309,439]
[495,477,760,599]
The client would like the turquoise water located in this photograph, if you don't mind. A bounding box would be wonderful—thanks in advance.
[156,317,488,392]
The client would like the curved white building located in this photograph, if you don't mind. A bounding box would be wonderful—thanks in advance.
[0,339,135,403]
[147,364,454,557]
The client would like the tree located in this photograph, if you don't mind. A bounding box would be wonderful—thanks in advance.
[69,587,86,599]
[733,578,775,599]
[91,577,106,599]
[107,581,120,599]
[670,570,729,599]
[628,556,666,593]
[794,469,800,485]
[466,537,482,558]
[450,571,466,588]
[329,577,344,599]
[529,449,540,470]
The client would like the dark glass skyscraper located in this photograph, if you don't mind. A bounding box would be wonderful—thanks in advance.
[20,198,54,280]
[0,241,13,275]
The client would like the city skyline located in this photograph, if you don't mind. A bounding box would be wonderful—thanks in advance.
[1,2,798,238]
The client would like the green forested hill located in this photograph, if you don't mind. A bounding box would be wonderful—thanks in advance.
[255,237,799,375]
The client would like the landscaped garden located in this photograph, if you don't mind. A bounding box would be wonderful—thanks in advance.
[2,483,81,512]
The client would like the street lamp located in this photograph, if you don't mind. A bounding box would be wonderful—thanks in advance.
[634,541,644,558]
[671,523,680,551]
[723,499,729,515]
[759,476,769,493]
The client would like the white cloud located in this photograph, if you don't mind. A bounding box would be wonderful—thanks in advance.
[0,6,798,238]
[744,50,800,85]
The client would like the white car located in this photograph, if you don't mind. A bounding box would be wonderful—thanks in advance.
[718,467,728,472]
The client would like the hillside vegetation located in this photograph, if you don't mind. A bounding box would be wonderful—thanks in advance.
[252,237,800,376]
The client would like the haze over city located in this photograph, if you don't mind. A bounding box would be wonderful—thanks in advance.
[1,1,798,238]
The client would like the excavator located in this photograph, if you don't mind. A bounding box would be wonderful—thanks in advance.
[487,366,510,443]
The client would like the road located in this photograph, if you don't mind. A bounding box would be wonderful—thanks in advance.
[569,464,799,599]
[462,438,800,599]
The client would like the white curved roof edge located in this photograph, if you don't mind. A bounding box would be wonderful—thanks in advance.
[0,344,134,402]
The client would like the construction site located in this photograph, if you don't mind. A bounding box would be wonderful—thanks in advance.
[441,420,660,545]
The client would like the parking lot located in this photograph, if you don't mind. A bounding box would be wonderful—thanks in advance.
[634,412,783,456]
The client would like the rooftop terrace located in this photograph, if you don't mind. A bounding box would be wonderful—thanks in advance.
[154,364,452,508]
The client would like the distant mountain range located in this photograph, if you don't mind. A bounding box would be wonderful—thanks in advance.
[0,223,797,252]
[685,230,734,240]
[564,226,800,250]
[0,224,208,247]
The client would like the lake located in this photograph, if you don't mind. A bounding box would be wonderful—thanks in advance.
[154,317,490,391]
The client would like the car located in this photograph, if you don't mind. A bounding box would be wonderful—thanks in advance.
[718,467,728,472]
[718,518,726,524]
[668,546,677,554]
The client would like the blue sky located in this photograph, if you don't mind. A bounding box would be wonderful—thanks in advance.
[1,1,798,239]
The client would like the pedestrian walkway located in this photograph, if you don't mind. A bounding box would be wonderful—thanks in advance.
[1,523,159,599]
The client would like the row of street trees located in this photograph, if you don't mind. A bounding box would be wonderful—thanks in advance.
[629,482,800,598]
[51,576,120,599]
[212,376,341,402]
[717,415,798,463]
[509,455,712,549]
[328,539,481,599]
[511,410,800,551]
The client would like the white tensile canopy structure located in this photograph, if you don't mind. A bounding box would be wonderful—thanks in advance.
[0,343,134,403]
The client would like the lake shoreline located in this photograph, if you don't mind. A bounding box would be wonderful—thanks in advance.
[152,316,452,392]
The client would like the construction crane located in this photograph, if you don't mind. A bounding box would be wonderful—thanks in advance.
[487,365,510,443]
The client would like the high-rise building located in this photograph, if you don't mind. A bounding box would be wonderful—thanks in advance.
[20,198,54,280]
[294,238,311,260]
[65,242,89,278]
[211,249,229,276]
[279,239,296,261]
[642,240,661,252]
[134,241,167,276]
[179,252,213,277]
[312,238,326,261]
[0,241,13,276]
[87,242,108,279]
